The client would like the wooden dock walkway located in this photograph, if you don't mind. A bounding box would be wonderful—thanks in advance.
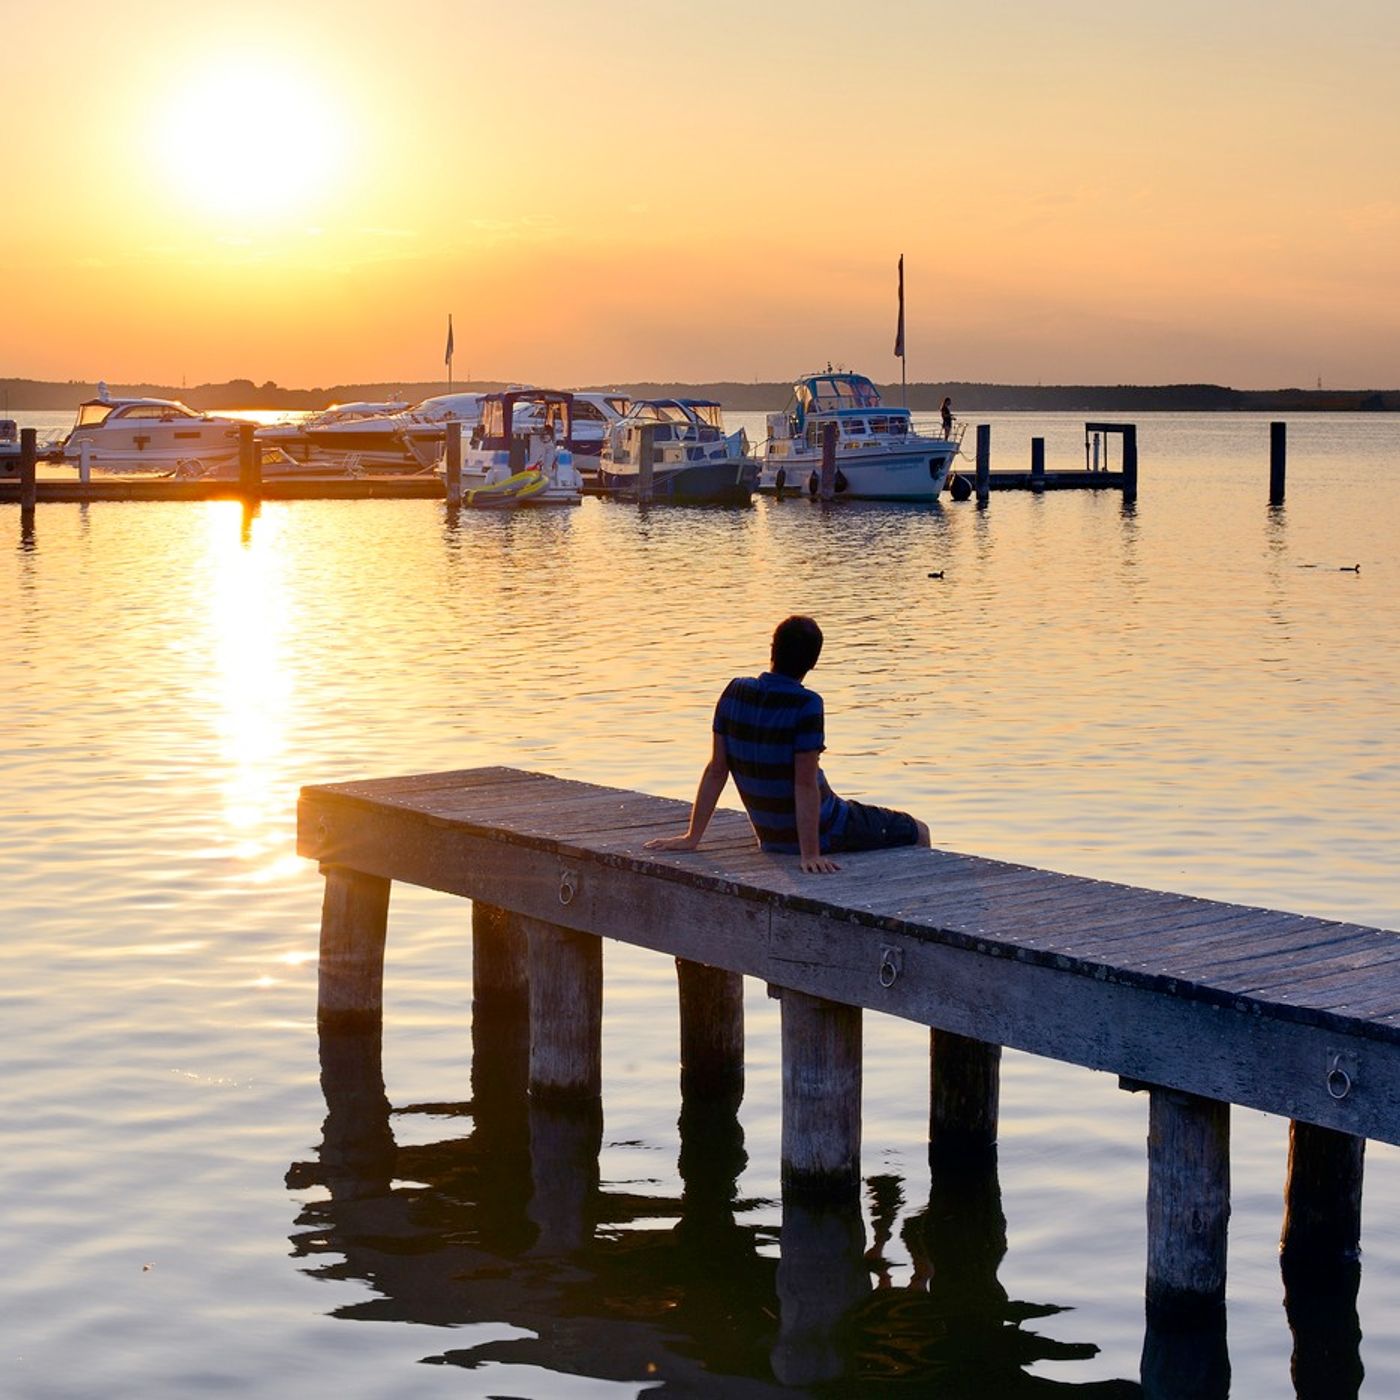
[299,765,1393,1338]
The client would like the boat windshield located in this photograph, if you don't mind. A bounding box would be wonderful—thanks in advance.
[631,402,693,426]
[76,402,115,428]
[685,402,724,429]
[798,375,882,413]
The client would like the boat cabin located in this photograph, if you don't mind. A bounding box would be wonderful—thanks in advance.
[73,396,210,429]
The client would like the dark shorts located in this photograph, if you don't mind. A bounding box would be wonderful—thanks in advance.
[828,800,920,853]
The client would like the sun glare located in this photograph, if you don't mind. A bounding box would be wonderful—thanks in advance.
[155,58,347,218]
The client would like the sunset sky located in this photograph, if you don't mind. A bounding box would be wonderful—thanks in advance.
[6,0,1399,389]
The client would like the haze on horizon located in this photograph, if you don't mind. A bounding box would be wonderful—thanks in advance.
[5,0,1399,392]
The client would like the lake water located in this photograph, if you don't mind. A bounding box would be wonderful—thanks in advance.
[3,409,1398,1397]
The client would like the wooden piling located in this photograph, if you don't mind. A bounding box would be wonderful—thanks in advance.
[638,423,655,505]
[1030,436,1046,493]
[819,422,837,501]
[1270,421,1287,507]
[523,915,602,1102]
[780,990,861,1196]
[444,420,462,507]
[1145,1087,1230,1319]
[19,427,37,514]
[1281,1121,1364,1269]
[676,959,744,1101]
[317,866,391,1028]
[473,900,528,1018]
[1122,424,1139,504]
[975,424,990,505]
[929,1028,1001,1162]
[237,422,261,501]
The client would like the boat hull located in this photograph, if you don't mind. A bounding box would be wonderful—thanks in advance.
[599,458,757,505]
[758,445,953,501]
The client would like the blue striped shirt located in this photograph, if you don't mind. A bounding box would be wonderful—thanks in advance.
[713,672,849,853]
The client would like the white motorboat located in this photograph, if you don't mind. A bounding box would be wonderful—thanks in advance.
[0,418,19,467]
[257,394,470,472]
[598,398,756,504]
[447,389,584,507]
[56,385,253,474]
[758,369,961,501]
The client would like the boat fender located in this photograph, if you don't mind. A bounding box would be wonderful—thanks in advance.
[948,473,973,502]
[807,471,819,496]
[834,469,848,494]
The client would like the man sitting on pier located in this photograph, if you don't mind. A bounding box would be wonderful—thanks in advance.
[645,615,929,873]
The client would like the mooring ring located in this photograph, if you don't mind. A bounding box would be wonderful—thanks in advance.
[1327,1065,1353,1101]
[559,870,578,906]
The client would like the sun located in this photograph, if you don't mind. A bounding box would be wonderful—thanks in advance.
[154,57,347,219]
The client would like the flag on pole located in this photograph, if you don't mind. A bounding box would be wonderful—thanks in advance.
[893,255,905,358]
[444,314,455,366]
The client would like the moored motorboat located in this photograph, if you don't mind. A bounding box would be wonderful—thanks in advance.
[598,398,756,504]
[448,388,583,507]
[56,384,250,474]
[758,369,960,501]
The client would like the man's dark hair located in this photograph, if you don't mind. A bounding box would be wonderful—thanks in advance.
[771,615,823,678]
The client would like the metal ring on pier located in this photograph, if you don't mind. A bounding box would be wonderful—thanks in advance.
[878,947,902,988]
[559,869,578,906]
[1327,1061,1353,1101]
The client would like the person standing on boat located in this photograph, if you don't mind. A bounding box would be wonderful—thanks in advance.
[644,616,929,873]
[940,396,954,437]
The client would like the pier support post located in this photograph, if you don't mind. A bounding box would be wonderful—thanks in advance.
[929,1028,1001,1163]
[472,901,529,1087]
[819,422,837,501]
[238,422,261,502]
[1270,420,1287,507]
[445,420,462,507]
[676,958,744,1101]
[1145,1087,1230,1320]
[780,990,861,1197]
[975,424,990,506]
[317,866,391,1029]
[1281,1121,1364,1269]
[638,424,655,505]
[78,439,92,484]
[19,427,37,516]
[1122,424,1139,504]
[523,915,602,1102]
[1030,436,1045,492]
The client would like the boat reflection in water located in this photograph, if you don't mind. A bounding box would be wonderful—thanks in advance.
[286,1021,1146,1394]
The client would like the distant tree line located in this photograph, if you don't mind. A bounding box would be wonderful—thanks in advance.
[3,376,1397,414]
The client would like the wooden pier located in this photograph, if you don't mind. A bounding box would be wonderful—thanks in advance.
[299,766,1392,1378]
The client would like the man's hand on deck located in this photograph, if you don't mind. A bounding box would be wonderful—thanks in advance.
[800,854,841,874]
[645,833,702,852]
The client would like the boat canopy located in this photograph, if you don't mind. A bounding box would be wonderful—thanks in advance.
[74,397,205,428]
[794,373,883,417]
[478,389,574,449]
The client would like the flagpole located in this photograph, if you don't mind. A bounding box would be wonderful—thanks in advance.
[445,313,455,393]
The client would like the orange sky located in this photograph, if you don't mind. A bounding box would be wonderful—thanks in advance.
[5,0,1399,389]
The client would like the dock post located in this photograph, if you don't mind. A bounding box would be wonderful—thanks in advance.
[638,424,655,505]
[929,1028,1001,1162]
[1281,1121,1364,1268]
[676,959,744,1101]
[78,439,92,484]
[238,422,261,501]
[819,422,837,501]
[1270,421,1287,506]
[1122,423,1139,504]
[19,427,37,516]
[317,867,392,1028]
[1145,1087,1230,1320]
[522,915,602,1101]
[1030,436,1045,493]
[975,424,990,506]
[445,420,462,507]
[780,990,861,1197]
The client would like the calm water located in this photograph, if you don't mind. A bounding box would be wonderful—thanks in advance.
[3,410,1398,1397]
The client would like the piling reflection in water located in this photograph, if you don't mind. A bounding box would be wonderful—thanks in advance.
[288,1022,1143,1394]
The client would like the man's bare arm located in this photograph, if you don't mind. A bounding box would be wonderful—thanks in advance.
[645,734,730,851]
[794,750,839,873]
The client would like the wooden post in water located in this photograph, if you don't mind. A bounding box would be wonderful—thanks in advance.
[929,1028,1001,1162]
[1145,1086,1230,1320]
[676,959,744,1101]
[237,422,261,501]
[19,427,37,515]
[819,422,837,501]
[780,989,861,1196]
[522,914,602,1102]
[1122,423,1139,504]
[1030,436,1046,493]
[638,423,655,505]
[444,419,462,507]
[1270,421,1287,507]
[473,901,528,1021]
[317,867,391,1028]
[975,424,990,505]
[1281,1121,1364,1268]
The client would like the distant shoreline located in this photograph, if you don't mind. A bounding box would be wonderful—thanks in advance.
[3,376,1397,414]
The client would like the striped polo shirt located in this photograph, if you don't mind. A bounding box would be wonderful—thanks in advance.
[713,672,849,853]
